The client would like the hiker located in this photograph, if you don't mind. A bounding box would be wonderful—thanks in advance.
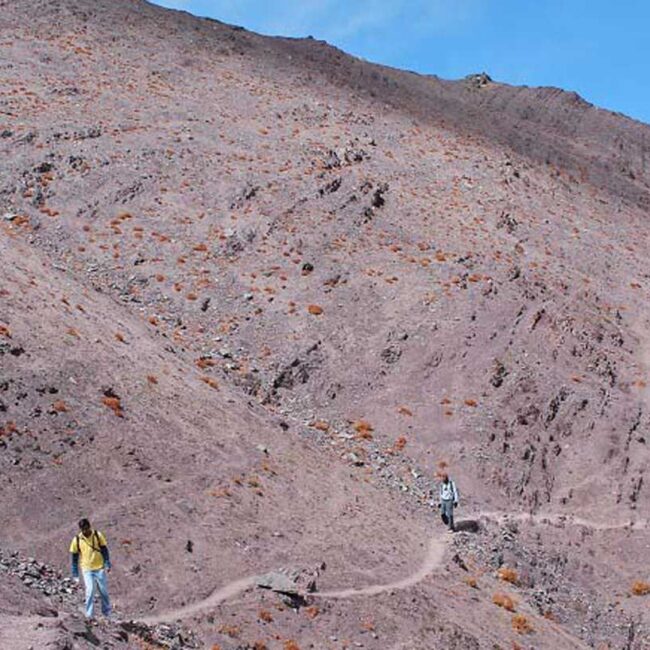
[439,473,459,532]
[70,518,112,619]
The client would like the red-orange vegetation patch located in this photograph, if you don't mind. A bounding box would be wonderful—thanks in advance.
[193,243,208,252]
[146,375,158,385]
[52,400,68,413]
[195,357,216,370]
[200,376,219,390]
[102,396,123,417]
[310,420,330,432]
[66,327,80,338]
[307,304,323,315]
[155,274,165,282]
[217,624,240,638]
[353,420,374,439]
[440,397,451,405]
[511,614,534,634]
[148,316,159,326]
[0,325,11,338]
[398,406,413,416]
[492,592,516,612]
[497,567,518,585]
[255,608,274,623]
[463,576,478,588]
[115,332,126,343]
[464,398,478,407]
[186,292,198,301]
[304,605,319,619]
[209,486,232,498]
[393,435,407,452]
[631,580,650,596]
[283,642,300,650]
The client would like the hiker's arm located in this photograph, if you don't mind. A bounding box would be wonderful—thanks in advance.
[71,552,79,578]
[100,544,111,570]
[453,483,460,504]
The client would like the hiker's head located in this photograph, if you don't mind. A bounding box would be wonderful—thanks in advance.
[441,473,449,483]
[78,518,91,535]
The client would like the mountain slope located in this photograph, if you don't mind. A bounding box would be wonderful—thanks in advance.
[1,0,649,647]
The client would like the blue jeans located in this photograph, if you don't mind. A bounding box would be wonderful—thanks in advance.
[441,500,455,531]
[82,569,111,618]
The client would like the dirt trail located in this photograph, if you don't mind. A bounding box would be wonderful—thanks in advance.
[140,510,648,624]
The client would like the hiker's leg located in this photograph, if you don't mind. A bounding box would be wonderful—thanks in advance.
[448,503,455,531]
[82,570,96,618]
[442,501,452,528]
[96,569,111,617]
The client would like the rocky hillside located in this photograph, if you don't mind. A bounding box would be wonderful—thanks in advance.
[1,0,649,648]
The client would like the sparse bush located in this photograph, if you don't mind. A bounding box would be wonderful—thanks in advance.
[497,567,518,585]
[283,642,300,650]
[393,436,407,452]
[146,375,158,385]
[354,420,374,440]
[631,580,650,596]
[511,613,534,634]
[258,609,273,623]
[492,592,516,612]
[217,624,240,638]
[52,400,68,413]
[102,396,123,417]
[463,576,478,588]
[307,304,323,315]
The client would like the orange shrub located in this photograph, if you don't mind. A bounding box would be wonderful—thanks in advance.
[304,606,319,619]
[511,614,534,634]
[283,642,300,650]
[631,581,650,596]
[258,609,273,623]
[307,304,323,315]
[115,332,126,343]
[102,397,123,417]
[200,376,219,390]
[52,400,68,413]
[218,624,240,637]
[463,576,478,588]
[311,420,329,432]
[398,406,413,416]
[196,357,216,369]
[497,567,518,585]
[464,398,478,407]
[146,375,158,385]
[0,325,11,338]
[354,420,374,440]
[492,592,516,612]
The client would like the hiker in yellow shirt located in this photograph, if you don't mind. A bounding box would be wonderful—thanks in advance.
[69,518,112,619]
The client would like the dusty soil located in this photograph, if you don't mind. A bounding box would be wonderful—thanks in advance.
[1,0,649,648]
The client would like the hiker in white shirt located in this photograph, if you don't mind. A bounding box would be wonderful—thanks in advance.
[439,473,459,531]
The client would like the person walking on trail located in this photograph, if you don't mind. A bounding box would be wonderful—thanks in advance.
[439,473,459,532]
[70,518,112,619]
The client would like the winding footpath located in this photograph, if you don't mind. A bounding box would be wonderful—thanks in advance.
[140,510,648,625]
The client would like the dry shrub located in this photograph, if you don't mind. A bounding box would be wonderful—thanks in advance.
[311,420,329,432]
[631,580,650,596]
[398,406,413,416]
[253,643,267,650]
[497,567,518,585]
[218,624,240,638]
[115,332,126,343]
[354,420,374,440]
[209,486,232,498]
[464,398,478,407]
[492,592,516,612]
[393,436,407,452]
[146,375,158,385]
[258,609,273,623]
[463,576,478,589]
[52,400,68,413]
[200,376,219,390]
[304,606,319,619]
[0,325,11,338]
[193,243,208,252]
[102,396,123,417]
[195,357,216,369]
[66,327,80,338]
[307,304,323,315]
[148,316,159,326]
[511,613,534,634]
[283,642,300,650]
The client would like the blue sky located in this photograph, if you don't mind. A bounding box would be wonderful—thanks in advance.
[152,1,649,124]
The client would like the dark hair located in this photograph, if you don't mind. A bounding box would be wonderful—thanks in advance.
[78,518,90,530]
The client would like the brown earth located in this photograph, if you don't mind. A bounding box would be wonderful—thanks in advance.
[1,0,649,648]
